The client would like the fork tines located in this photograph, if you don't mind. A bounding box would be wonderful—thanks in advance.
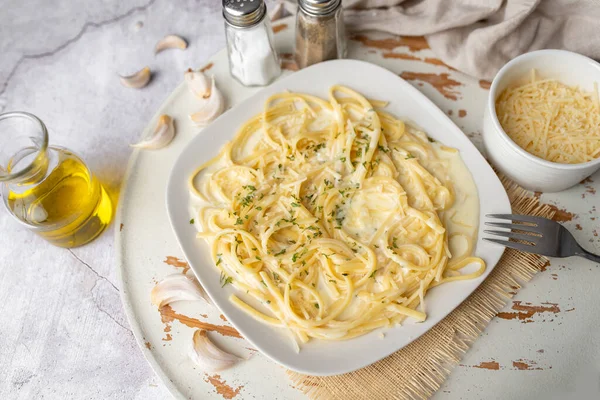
[483,214,544,251]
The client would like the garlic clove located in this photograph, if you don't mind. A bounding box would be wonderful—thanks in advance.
[120,66,151,88]
[131,115,175,150]
[184,68,211,99]
[189,77,225,126]
[184,268,212,304]
[151,271,212,308]
[190,329,242,371]
[155,34,188,54]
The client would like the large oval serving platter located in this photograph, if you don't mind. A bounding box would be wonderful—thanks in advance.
[166,59,510,376]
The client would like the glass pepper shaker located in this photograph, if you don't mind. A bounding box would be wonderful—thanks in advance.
[295,0,347,69]
[0,112,112,248]
[223,0,281,86]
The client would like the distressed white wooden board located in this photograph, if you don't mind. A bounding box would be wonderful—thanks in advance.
[116,17,600,400]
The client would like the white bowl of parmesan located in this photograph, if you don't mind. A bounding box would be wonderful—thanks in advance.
[482,49,600,192]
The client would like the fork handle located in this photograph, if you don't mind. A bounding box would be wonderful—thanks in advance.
[576,248,600,264]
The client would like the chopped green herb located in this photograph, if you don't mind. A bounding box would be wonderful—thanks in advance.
[274,249,286,256]
[256,256,262,261]
[428,137,436,143]
[261,280,267,287]
[220,272,233,287]
[369,269,377,278]
[291,202,300,207]
[266,300,271,304]
[329,280,337,284]
[189,218,195,224]
[406,153,415,159]
[314,303,319,309]
[342,273,349,276]
[234,217,244,225]
[340,157,346,162]
[255,206,262,211]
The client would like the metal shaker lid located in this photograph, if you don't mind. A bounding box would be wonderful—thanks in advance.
[298,0,342,16]
[223,0,266,28]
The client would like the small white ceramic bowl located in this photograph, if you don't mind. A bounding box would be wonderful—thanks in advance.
[482,49,600,192]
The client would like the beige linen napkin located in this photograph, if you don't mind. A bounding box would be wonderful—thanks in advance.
[284,0,600,79]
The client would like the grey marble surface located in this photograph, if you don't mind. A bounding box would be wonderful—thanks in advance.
[2,1,600,400]
[0,1,226,398]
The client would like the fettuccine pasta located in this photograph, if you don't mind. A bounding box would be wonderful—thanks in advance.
[189,85,484,348]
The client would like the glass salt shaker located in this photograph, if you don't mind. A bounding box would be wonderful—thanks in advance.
[295,0,347,69]
[223,0,281,86]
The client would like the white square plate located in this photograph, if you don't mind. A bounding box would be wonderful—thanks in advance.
[166,59,510,376]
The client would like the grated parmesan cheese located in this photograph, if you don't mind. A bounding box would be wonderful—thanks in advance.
[495,70,600,164]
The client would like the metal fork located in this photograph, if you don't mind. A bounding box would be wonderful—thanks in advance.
[483,214,600,263]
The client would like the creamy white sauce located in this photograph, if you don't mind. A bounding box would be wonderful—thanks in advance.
[432,144,480,259]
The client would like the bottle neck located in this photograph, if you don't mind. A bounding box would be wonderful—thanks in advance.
[2,146,50,186]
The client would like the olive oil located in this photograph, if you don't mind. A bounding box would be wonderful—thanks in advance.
[7,150,112,247]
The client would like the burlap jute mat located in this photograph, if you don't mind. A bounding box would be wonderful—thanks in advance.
[288,175,555,399]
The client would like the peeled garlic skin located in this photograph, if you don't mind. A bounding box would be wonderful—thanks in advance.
[190,329,241,371]
[120,66,151,88]
[131,115,175,150]
[189,77,225,126]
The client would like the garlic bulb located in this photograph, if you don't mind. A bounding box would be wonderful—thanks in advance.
[189,77,225,126]
[155,34,188,54]
[151,271,211,308]
[120,66,151,88]
[131,115,175,150]
[185,68,211,99]
[190,329,242,371]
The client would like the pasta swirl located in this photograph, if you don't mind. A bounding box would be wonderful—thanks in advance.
[189,86,484,347]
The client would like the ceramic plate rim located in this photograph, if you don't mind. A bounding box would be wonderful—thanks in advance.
[166,59,510,376]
